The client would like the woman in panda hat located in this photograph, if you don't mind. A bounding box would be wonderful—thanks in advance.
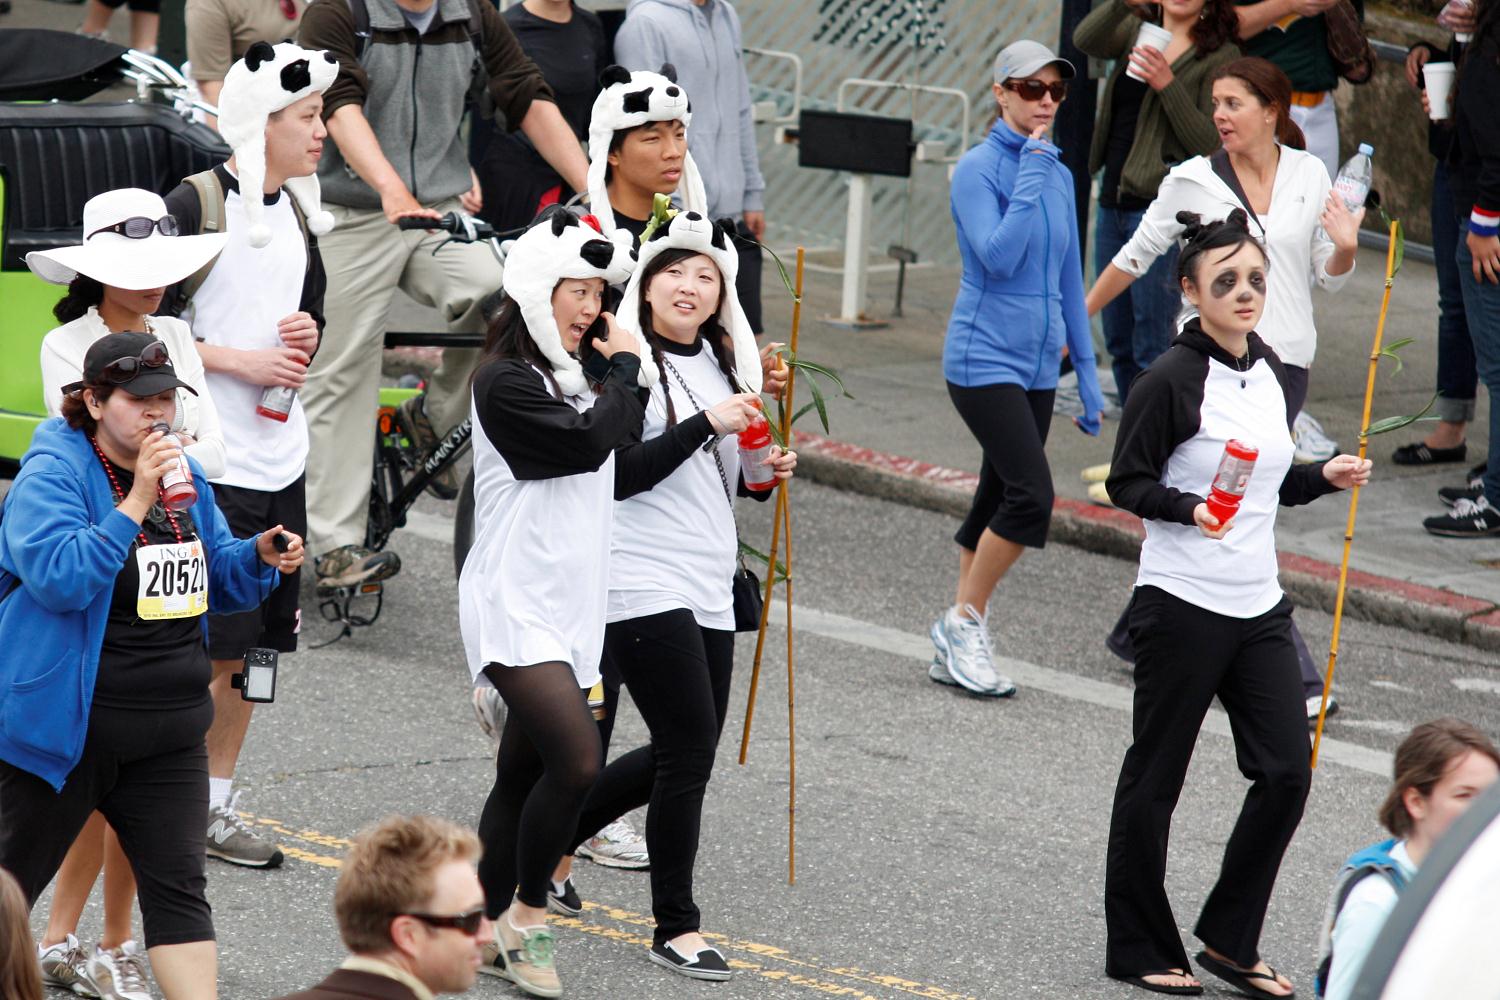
[460,206,644,998]
[563,209,794,981]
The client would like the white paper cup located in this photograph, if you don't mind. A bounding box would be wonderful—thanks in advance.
[1424,62,1456,120]
[1127,22,1173,82]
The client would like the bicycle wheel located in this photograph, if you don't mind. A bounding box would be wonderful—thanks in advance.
[452,465,476,580]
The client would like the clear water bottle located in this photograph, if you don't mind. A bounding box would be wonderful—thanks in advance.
[1317,143,1373,241]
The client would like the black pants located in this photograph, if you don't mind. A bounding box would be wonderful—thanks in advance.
[477,662,601,914]
[948,383,1056,550]
[572,610,735,944]
[0,702,215,948]
[1104,587,1310,977]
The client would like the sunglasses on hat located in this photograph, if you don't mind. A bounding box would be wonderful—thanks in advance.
[396,907,486,935]
[61,341,173,395]
[1003,79,1069,102]
[87,215,181,242]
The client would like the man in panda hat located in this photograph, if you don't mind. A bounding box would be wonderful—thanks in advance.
[586,63,708,242]
[160,39,340,872]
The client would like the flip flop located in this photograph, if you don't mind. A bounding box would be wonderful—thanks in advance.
[1111,970,1204,996]
[1195,950,1294,999]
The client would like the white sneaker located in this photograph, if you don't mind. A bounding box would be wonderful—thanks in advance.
[472,686,505,746]
[576,817,649,870]
[927,654,961,687]
[1293,411,1338,463]
[39,935,99,998]
[931,605,1016,697]
[87,941,152,1000]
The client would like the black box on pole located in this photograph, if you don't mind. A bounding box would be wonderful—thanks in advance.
[797,109,915,178]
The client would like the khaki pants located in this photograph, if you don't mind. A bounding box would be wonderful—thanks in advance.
[303,198,500,555]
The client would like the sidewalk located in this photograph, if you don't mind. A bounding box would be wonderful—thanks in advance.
[755,245,1500,652]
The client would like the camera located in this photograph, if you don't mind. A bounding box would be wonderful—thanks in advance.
[231,647,278,703]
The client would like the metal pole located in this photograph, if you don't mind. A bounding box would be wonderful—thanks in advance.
[839,173,874,323]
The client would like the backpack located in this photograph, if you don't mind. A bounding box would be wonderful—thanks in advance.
[345,0,493,118]
[174,168,315,312]
[1313,839,1411,998]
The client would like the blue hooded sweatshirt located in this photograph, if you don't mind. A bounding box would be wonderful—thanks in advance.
[943,121,1104,432]
[613,0,765,219]
[0,419,278,791]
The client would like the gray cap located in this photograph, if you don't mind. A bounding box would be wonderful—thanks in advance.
[993,40,1077,84]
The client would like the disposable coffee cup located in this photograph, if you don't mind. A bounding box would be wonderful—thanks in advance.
[1424,61,1456,120]
[1455,0,1473,43]
[1126,22,1173,82]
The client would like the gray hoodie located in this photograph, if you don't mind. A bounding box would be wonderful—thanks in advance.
[612,0,765,219]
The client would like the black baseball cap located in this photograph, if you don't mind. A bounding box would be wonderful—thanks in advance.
[62,331,199,398]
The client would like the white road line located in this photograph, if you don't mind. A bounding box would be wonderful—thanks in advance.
[780,603,1394,778]
[1453,677,1500,696]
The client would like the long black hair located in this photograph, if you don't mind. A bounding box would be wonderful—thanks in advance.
[53,274,106,324]
[1175,208,1267,286]
[636,246,738,427]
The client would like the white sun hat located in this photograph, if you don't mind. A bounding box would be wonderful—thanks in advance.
[25,187,229,290]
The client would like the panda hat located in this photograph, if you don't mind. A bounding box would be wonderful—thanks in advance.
[586,64,708,235]
[617,211,761,394]
[217,41,339,249]
[501,209,652,397]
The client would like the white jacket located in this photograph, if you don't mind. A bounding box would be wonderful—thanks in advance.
[1113,145,1353,368]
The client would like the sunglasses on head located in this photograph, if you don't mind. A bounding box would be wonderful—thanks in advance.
[87,215,181,242]
[397,907,487,935]
[1003,79,1069,102]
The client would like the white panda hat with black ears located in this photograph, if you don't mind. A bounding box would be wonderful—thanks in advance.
[586,64,708,235]
[217,41,338,249]
[617,212,762,394]
[501,209,653,396]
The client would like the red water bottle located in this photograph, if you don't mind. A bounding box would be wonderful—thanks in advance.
[257,385,296,422]
[1204,439,1258,525]
[738,403,777,491]
[150,422,198,511]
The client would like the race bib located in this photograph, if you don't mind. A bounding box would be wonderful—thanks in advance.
[136,540,208,620]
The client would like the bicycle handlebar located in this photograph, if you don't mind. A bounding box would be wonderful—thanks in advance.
[394,212,500,243]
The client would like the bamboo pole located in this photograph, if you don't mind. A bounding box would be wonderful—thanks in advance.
[1311,221,1399,768]
[782,465,797,884]
[739,247,806,768]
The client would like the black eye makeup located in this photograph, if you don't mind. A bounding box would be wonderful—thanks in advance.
[1208,269,1267,299]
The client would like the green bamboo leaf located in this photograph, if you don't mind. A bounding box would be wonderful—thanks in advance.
[1378,337,1416,375]
[1392,218,1406,277]
[738,539,788,583]
[804,373,830,432]
[1364,392,1437,436]
[758,242,799,299]
[791,401,818,426]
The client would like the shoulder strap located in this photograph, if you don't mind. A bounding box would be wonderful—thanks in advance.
[465,0,484,50]
[1208,148,1265,239]
[176,169,227,307]
[347,0,372,60]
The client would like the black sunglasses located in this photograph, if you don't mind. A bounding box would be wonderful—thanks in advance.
[87,215,181,241]
[1004,79,1069,102]
[397,907,487,935]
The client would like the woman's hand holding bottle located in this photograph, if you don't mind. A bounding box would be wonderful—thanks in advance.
[705,393,763,435]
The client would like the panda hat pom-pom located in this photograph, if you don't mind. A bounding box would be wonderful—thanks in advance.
[617,212,762,395]
[217,41,339,248]
[586,64,708,235]
[501,209,652,397]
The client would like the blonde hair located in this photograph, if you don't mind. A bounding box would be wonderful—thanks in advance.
[1,868,43,1000]
[334,815,481,954]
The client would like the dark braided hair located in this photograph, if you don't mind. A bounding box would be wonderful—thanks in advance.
[637,247,739,427]
[54,274,106,324]
[1175,208,1267,286]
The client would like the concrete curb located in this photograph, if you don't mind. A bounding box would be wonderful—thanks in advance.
[791,431,1500,651]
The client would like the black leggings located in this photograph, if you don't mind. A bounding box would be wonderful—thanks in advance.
[1104,587,1310,978]
[947,383,1056,550]
[0,702,214,948]
[571,610,735,944]
[477,662,601,915]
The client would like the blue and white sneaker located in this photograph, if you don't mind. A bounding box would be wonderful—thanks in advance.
[930,605,1017,697]
[927,653,960,687]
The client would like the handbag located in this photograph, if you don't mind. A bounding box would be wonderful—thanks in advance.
[1324,1,1375,84]
[662,358,766,633]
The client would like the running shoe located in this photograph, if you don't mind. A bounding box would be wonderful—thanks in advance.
[315,544,401,591]
[481,911,561,998]
[927,654,961,688]
[1306,693,1339,723]
[1292,411,1339,464]
[547,876,582,917]
[1087,481,1113,507]
[649,940,733,981]
[40,935,99,998]
[576,817,650,870]
[1391,440,1466,466]
[86,941,151,1000]
[1439,463,1487,508]
[207,789,285,868]
[1423,495,1500,537]
[472,686,505,746]
[1081,462,1112,483]
[930,605,1016,697]
[395,394,460,500]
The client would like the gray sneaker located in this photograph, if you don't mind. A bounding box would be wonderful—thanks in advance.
[395,394,460,500]
[207,790,285,868]
[576,817,650,870]
[315,544,401,591]
[39,934,99,998]
[86,941,152,1000]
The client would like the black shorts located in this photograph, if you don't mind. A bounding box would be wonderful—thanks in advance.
[207,476,306,659]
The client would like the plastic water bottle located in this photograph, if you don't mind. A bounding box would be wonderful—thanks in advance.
[1204,440,1258,526]
[1316,143,1372,242]
[150,422,198,511]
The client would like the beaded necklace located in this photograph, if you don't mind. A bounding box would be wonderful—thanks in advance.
[89,434,184,547]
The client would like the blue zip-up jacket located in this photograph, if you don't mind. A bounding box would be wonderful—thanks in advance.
[943,122,1104,433]
[0,419,279,791]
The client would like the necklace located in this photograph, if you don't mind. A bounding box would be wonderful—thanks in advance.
[89,435,184,547]
[1234,350,1251,388]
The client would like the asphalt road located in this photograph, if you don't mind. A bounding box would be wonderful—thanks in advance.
[30,479,1500,1000]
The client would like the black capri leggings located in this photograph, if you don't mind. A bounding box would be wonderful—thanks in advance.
[0,702,215,948]
[948,382,1056,550]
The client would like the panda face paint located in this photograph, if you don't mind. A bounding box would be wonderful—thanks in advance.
[552,277,605,354]
[644,253,722,343]
[265,92,326,185]
[1181,241,1267,340]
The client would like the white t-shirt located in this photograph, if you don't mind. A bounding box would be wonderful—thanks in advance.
[608,342,740,631]
[40,309,227,480]
[184,183,309,491]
